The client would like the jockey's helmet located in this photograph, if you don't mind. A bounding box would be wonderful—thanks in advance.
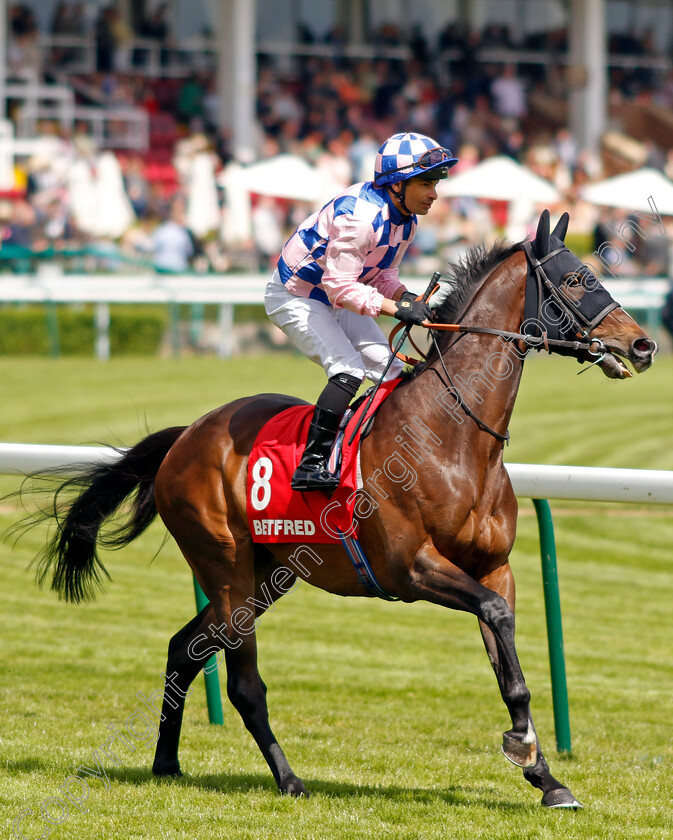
[374,133,458,186]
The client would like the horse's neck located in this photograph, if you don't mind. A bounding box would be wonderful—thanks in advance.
[402,254,528,459]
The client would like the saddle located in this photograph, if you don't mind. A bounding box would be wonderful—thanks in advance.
[246,378,402,544]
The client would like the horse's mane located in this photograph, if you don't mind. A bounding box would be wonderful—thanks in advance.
[433,240,523,323]
[404,239,524,379]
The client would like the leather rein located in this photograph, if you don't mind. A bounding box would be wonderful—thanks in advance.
[389,242,620,445]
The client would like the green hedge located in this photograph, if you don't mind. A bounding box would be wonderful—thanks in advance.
[564,233,593,258]
[0,305,168,356]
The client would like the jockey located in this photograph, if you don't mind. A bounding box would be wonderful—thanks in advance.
[264,132,458,492]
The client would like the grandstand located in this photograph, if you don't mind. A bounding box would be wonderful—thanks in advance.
[0,0,671,345]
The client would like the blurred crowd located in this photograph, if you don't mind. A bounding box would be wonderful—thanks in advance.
[1,6,673,278]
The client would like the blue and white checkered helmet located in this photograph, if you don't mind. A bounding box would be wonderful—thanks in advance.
[374,132,458,186]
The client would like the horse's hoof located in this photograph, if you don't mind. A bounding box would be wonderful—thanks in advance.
[501,729,537,768]
[542,788,583,809]
[280,776,309,797]
[152,760,183,778]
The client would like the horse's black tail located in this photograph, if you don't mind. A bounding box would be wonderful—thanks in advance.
[25,426,187,604]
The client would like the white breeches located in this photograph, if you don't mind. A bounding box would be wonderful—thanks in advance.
[264,271,403,383]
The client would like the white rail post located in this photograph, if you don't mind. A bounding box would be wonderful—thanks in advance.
[217,303,234,358]
[95,302,110,361]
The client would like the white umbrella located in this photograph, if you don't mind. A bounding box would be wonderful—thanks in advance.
[67,158,97,235]
[437,155,560,203]
[92,152,135,238]
[581,167,673,215]
[219,154,322,203]
[186,152,221,237]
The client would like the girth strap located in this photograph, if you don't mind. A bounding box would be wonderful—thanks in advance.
[339,529,399,601]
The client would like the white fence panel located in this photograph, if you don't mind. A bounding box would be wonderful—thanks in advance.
[0,443,119,474]
[505,463,673,504]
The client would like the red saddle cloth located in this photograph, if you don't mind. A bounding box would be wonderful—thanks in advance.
[247,378,402,544]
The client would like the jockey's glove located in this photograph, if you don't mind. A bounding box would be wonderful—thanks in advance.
[395,293,433,325]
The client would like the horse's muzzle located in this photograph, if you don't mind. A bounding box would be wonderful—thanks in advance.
[599,335,658,378]
[630,337,658,372]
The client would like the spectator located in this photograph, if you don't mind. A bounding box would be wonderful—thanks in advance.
[176,75,205,129]
[348,130,379,183]
[202,75,221,134]
[633,222,670,277]
[661,286,673,341]
[65,2,86,35]
[553,128,579,170]
[10,3,38,38]
[151,202,194,272]
[122,155,150,218]
[95,6,116,73]
[140,2,172,65]
[141,2,170,43]
[3,200,39,248]
[490,64,527,119]
[409,24,429,63]
[8,3,42,82]
[110,7,134,72]
[49,1,87,67]
[39,196,76,247]
[50,2,70,66]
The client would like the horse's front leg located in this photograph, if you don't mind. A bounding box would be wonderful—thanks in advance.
[478,562,581,807]
[475,561,536,766]
[409,543,580,807]
[410,545,533,748]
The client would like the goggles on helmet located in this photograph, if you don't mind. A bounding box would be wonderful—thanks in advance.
[375,147,454,182]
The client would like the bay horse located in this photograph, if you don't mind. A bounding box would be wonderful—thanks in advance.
[24,211,657,808]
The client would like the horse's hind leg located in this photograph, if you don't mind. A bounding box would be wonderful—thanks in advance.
[224,631,306,796]
[152,603,219,777]
[154,442,305,794]
[478,563,581,808]
[204,549,307,796]
[221,558,307,796]
[153,541,306,795]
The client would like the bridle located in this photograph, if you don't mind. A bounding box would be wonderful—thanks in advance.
[390,242,622,445]
[519,240,619,354]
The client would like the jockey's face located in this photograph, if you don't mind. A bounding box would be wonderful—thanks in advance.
[390,176,440,216]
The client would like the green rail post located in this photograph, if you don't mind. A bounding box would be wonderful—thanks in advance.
[532,498,572,754]
[189,303,205,346]
[192,576,224,725]
[169,302,181,357]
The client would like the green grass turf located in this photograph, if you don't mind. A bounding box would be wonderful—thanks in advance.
[1,353,672,839]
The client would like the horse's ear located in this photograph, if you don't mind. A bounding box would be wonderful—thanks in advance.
[551,212,569,242]
[533,210,550,257]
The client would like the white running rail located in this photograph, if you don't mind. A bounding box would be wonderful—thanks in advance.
[0,442,672,504]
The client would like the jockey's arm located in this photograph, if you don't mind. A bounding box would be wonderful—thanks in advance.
[327,284,406,318]
[379,289,405,317]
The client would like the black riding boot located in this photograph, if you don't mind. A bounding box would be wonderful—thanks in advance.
[291,372,362,492]
[290,406,344,492]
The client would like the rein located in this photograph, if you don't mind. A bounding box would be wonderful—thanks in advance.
[390,317,608,362]
[388,242,619,444]
[391,241,617,365]
[428,330,510,444]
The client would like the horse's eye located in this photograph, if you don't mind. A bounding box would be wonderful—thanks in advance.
[563,273,581,287]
